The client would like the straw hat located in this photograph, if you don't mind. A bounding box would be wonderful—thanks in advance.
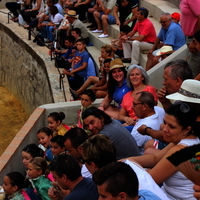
[66,10,78,19]
[156,46,175,56]
[109,59,125,71]
[166,79,200,104]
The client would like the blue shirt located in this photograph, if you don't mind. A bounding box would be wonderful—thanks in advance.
[112,79,131,106]
[158,22,185,50]
[73,50,89,78]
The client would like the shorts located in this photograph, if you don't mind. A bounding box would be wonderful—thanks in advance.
[99,12,116,24]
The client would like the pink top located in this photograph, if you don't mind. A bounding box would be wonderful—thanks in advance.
[133,18,156,43]
[120,85,158,119]
[180,0,200,36]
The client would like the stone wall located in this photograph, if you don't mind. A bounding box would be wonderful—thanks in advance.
[0,24,54,115]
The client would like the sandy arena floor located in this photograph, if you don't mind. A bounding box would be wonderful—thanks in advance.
[0,86,28,155]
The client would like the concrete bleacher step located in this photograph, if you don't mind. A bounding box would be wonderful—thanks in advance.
[140,0,180,21]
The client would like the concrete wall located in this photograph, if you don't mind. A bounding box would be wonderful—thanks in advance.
[148,45,188,89]
[0,22,55,115]
[0,100,101,184]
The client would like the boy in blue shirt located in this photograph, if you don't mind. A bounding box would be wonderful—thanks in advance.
[63,38,89,90]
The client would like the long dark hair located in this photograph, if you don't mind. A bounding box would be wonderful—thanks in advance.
[107,67,127,99]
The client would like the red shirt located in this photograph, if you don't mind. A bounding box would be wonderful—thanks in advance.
[133,18,156,43]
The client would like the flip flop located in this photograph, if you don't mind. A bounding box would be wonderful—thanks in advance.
[69,88,79,100]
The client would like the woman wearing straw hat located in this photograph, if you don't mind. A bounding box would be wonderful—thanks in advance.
[98,58,131,119]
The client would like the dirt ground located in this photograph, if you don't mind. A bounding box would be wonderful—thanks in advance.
[0,86,28,156]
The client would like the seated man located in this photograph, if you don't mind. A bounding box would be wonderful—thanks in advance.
[93,162,162,200]
[146,13,185,70]
[121,7,156,64]
[130,91,165,154]
[48,154,99,200]
[81,134,169,200]
[66,10,89,45]
[92,0,116,38]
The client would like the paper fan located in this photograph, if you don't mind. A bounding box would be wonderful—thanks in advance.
[167,144,200,185]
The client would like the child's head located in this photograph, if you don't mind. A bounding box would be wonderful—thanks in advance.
[27,157,48,179]
[71,28,81,39]
[81,89,96,108]
[22,143,44,167]
[48,112,66,131]
[3,172,26,196]
[120,25,132,36]
[101,44,113,58]
[37,127,53,148]
[50,135,66,156]
[64,35,75,48]
[103,58,112,73]
[75,38,86,52]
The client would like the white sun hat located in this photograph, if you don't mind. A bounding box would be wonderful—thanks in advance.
[156,46,175,56]
[166,79,200,103]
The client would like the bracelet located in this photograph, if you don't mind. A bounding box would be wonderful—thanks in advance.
[144,127,152,135]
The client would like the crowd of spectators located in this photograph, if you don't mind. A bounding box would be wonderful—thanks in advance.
[3,0,200,199]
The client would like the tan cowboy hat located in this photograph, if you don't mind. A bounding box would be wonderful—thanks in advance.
[109,58,126,71]
[166,79,200,104]
[156,46,175,56]
[66,10,78,19]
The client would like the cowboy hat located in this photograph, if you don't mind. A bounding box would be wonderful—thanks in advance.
[66,10,78,19]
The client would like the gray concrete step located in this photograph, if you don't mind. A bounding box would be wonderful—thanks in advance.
[140,0,180,22]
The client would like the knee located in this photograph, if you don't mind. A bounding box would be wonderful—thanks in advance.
[132,40,140,47]
[93,11,98,17]
[101,14,108,21]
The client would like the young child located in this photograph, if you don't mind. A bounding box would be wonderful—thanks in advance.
[27,157,52,200]
[71,58,112,99]
[37,127,53,162]
[63,38,89,91]
[50,135,66,157]
[47,112,71,136]
[2,172,30,200]
[77,89,96,135]
[111,25,132,60]
[22,143,44,168]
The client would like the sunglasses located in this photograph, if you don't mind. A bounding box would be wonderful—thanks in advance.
[159,20,168,24]
[173,101,190,113]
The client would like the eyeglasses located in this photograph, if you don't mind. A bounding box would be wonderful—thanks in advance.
[173,101,190,113]
[159,20,168,24]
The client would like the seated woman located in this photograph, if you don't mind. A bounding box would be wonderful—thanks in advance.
[45,6,64,43]
[20,0,44,25]
[123,102,200,200]
[98,58,131,119]
[118,64,157,131]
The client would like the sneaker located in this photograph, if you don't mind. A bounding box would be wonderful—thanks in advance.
[92,29,103,33]
[98,33,108,38]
